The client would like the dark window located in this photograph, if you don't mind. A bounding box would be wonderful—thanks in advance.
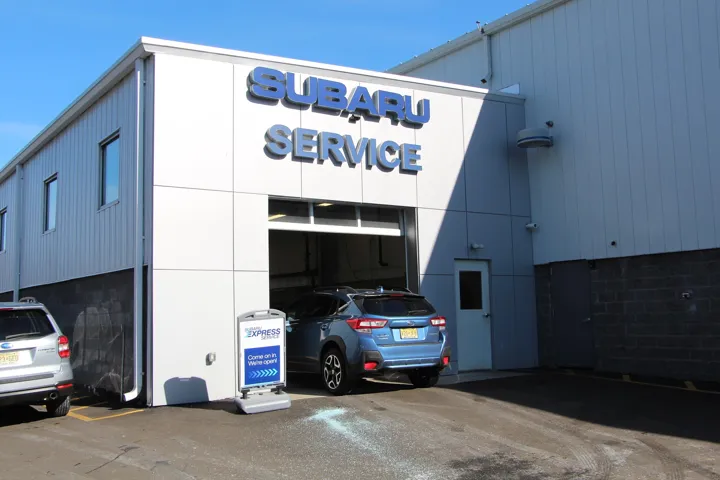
[313,202,357,226]
[303,295,339,318]
[268,200,310,224]
[360,206,400,229]
[0,309,55,341]
[285,296,313,319]
[101,135,120,206]
[0,208,6,252]
[459,271,483,310]
[44,175,58,232]
[357,296,436,317]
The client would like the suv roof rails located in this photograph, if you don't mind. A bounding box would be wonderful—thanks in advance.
[18,297,38,303]
[314,286,358,294]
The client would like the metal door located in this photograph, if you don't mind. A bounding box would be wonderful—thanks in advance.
[550,261,594,368]
[454,260,492,371]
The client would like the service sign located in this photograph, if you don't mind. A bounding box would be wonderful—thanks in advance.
[247,66,429,173]
[238,313,286,390]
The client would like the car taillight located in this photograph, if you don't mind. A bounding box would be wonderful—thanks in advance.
[431,316,446,327]
[347,318,387,333]
[58,335,70,358]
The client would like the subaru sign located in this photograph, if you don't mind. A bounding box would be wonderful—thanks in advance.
[248,66,428,173]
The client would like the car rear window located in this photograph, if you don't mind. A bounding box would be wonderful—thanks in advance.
[356,296,437,317]
[0,309,55,341]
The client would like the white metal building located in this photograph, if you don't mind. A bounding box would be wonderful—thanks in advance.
[391,0,720,381]
[0,38,536,406]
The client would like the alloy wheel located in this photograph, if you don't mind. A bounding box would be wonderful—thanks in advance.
[323,354,343,390]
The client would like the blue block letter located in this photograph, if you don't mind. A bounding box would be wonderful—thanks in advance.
[316,79,348,111]
[265,124,292,157]
[248,67,285,100]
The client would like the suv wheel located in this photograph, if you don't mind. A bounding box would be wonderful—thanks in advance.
[322,348,354,396]
[408,368,440,388]
[46,396,71,417]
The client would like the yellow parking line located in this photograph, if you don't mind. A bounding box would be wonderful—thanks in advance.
[685,381,697,391]
[68,409,144,422]
[70,406,90,412]
[68,411,95,422]
[87,410,144,421]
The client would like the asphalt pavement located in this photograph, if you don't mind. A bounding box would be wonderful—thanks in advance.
[1,373,719,479]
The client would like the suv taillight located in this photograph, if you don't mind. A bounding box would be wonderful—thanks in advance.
[58,335,70,358]
[431,316,446,329]
[347,318,388,333]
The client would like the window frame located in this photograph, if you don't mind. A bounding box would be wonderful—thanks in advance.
[43,173,58,233]
[0,208,7,253]
[99,131,121,209]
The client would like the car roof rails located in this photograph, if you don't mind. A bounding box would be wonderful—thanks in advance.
[313,286,358,294]
[18,296,38,303]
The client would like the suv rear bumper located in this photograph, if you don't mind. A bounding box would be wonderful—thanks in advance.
[354,347,452,376]
[0,384,74,407]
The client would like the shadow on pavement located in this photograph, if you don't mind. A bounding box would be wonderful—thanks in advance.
[441,372,720,444]
[0,405,50,427]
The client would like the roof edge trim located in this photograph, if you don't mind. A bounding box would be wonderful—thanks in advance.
[140,37,523,100]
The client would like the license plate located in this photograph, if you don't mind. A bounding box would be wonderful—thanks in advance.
[0,352,19,366]
[399,328,418,339]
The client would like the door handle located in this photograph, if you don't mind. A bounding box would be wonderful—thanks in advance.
[321,323,330,330]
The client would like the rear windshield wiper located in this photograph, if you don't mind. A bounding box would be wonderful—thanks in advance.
[3,332,48,340]
[407,309,430,315]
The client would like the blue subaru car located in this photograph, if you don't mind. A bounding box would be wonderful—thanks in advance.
[284,286,451,395]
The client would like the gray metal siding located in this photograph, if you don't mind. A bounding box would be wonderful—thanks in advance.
[402,0,720,264]
[0,173,16,293]
[17,73,138,288]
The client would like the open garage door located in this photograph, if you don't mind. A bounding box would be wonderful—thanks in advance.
[267,199,416,312]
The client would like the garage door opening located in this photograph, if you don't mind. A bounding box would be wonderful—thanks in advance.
[267,199,415,312]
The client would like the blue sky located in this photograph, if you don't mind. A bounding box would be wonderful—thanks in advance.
[0,0,530,167]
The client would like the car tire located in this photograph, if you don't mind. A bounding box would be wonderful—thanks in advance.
[321,348,354,396]
[46,396,71,417]
[408,368,440,388]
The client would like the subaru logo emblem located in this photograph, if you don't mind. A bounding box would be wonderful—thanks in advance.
[1,343,12,350]
[407,320,414,327]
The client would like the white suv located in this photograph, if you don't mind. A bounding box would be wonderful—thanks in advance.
[0,299,74,417]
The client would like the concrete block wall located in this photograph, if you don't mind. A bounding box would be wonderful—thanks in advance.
[591,249,720,381]
[536,248,720,381]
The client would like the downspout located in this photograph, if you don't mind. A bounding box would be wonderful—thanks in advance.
[124,57,146,403]
[480,29,493,87]
[12,165,23,302]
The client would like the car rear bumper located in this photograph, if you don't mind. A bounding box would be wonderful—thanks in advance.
[0,384,74,407]
[353,346,452,376]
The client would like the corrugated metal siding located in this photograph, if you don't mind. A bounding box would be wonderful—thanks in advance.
[403,41,488,88]
[18,73,138,288]
[0,172,16,293]
[402,0,720,264]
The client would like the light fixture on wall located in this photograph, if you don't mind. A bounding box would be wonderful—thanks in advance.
[525,222,539,231]
[517,120,554,149]
[470,243,484,250]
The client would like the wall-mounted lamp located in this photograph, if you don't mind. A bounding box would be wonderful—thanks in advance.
[525,222,539,231]
[470,243,484,250]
